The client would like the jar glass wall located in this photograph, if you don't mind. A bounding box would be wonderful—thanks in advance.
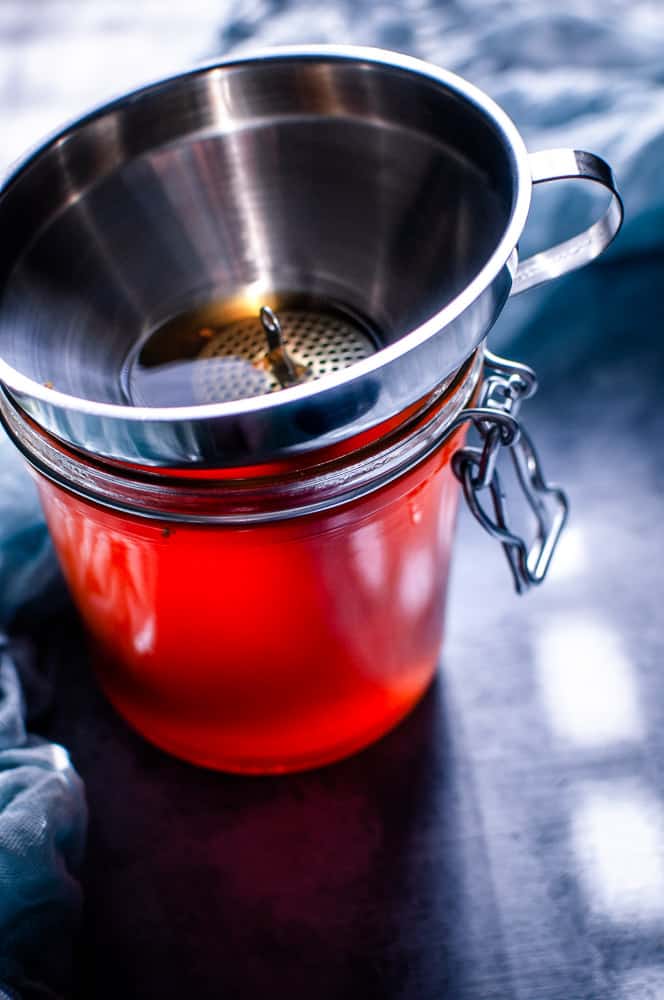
[15,354,481,772]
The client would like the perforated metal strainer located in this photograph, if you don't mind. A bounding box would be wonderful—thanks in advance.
[193,305,377,404]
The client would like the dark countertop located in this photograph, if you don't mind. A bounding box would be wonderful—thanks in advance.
[37,251,664,1000]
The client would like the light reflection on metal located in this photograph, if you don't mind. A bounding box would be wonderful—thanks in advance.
[572,781,664,924]
[536,615,643,747]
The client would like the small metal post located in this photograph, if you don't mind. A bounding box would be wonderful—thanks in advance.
[259,306,309,388]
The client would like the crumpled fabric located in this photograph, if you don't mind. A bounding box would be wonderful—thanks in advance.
[0,634,86,1000]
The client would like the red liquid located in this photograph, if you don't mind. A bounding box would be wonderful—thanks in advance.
[35,425,465,773]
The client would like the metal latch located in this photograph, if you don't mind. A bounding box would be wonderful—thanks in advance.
[450,350,568,593]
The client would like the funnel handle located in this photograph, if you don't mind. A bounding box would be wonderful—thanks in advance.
[510,149,623,295]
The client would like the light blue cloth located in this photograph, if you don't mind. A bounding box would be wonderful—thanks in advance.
[0,635,86,1000]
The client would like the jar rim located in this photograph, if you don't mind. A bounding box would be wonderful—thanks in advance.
[0,350,483,524]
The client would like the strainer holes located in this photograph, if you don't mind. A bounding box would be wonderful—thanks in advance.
[192,305,377,401]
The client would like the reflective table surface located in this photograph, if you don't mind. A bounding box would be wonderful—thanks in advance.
[39,251,664,999]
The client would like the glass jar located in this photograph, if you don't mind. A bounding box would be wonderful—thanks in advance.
[3,353,486,773]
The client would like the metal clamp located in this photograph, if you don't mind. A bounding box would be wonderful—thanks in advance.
[450,351,569,593]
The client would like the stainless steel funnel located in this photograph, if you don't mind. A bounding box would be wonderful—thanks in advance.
[0,46,622,466]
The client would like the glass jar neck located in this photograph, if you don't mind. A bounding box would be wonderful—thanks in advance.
[0,350,483,524]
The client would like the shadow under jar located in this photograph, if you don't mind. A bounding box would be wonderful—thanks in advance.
[0,47,622,771]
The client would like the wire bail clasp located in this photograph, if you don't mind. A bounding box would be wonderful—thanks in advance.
[451,351,569,593]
